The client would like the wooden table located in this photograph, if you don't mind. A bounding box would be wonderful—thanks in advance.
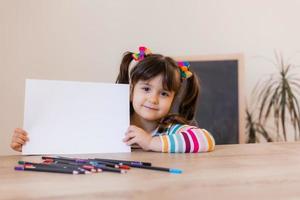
[1,142,300,200]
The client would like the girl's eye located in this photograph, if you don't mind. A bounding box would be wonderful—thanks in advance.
[142,87,150,92]
[161,91,170,97]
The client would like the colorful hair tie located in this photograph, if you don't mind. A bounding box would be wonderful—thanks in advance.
[132,46,152,61]
[177,61,193,79]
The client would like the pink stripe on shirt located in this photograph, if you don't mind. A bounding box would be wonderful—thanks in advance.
[187,129,199,152]
[181,132,191,153]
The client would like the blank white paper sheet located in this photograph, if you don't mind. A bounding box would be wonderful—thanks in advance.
[22,79,131,155]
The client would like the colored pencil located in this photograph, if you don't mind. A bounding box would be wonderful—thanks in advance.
[129,163,182,174]
[94,158,151,166]
[42,156,86,163]
[15,165,80,174]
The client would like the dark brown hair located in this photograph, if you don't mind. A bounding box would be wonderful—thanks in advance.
[116,51,200,131]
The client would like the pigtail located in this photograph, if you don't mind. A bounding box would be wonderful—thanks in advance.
[178,74,200,121]
[115,52,134,84]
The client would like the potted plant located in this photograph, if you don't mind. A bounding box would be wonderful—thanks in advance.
[246,105,273,143]
[251,52,300,142]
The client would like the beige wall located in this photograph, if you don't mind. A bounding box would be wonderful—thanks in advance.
[1,0,300,155]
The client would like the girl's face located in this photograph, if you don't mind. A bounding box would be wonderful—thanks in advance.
[131,74,175,122]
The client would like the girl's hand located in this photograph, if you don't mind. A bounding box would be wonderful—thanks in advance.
[123,125,161,151]
[123,125,152,150]
[10,128,29,152]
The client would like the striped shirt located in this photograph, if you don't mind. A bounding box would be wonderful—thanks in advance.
[152,124,215,153]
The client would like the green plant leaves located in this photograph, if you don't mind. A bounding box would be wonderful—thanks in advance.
[247,52,300,142]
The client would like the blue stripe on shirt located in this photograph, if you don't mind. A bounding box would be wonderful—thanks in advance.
[169,135,176,153]
[168,124,182,135]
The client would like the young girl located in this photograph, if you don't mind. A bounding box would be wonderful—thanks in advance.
[11,47,215,153]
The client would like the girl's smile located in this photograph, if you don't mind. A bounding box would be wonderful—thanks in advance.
[143,104,159,110]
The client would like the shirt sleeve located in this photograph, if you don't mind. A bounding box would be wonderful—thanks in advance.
[158,124,215,153]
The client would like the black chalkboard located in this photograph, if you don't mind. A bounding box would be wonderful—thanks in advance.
[176,55,245,144]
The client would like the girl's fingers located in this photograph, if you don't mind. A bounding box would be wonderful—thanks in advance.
[14,137,27,145]
[126,131,135,136]
[11,128,28,152]
[10,142,22,152]
[11,142,19,148]
[15,128,27,135]
[17,133,29,141]
[13,129,29,141]
[123,132,135,142]
[14,129,29,139]
[126,137,137,146]
[123,135,130,142]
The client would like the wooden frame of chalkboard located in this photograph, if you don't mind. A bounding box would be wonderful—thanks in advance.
[175,54,245,144]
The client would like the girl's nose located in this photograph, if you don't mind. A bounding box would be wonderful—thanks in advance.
[148,93,159,104]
